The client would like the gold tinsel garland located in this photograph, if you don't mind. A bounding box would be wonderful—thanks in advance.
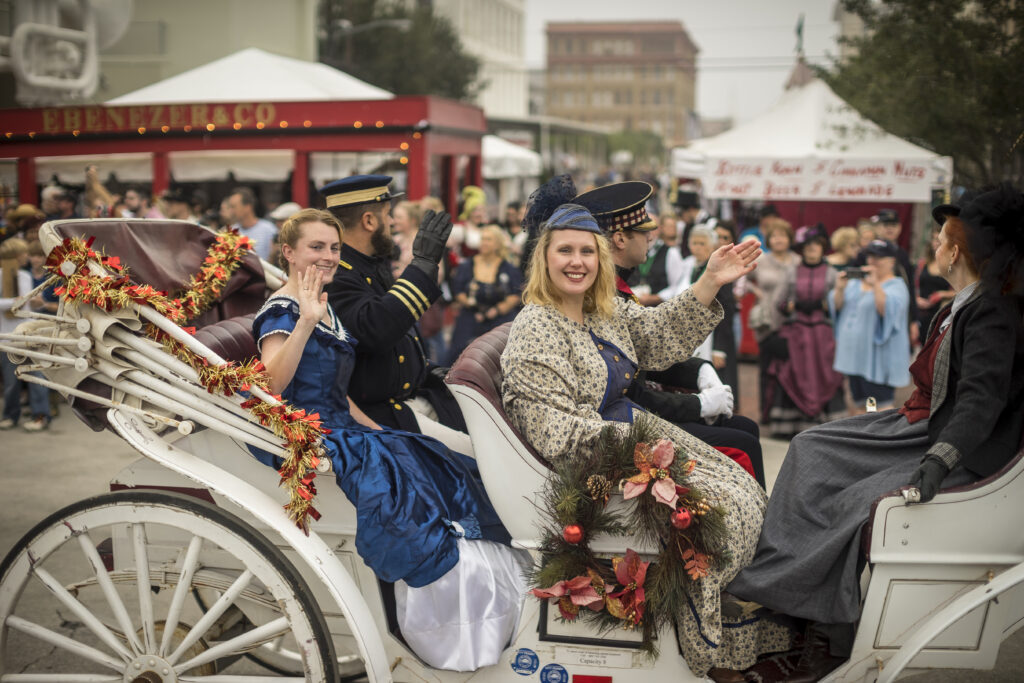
[46,234,327,532]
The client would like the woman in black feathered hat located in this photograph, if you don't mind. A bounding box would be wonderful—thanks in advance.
[729,183,1024,681]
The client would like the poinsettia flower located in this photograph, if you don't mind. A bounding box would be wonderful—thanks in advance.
[531,574,604,621]
[622,439,680,508]
[607,549,649,627]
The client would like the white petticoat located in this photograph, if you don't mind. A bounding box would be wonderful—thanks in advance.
[395,538,531,671]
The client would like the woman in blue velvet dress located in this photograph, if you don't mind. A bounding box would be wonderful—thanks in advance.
[251,208,527,671]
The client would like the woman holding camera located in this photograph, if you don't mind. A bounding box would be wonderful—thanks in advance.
[830,239,911,413]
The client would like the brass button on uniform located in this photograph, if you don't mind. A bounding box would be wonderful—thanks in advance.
[395,404,402,410]
[622,388,628,395]
[388,398,395,404]
[403,382,411,390]
[613,355,620,362]
[365,277,372,284]
[398,355,405,363]
[625,372,631,379]
[597,344,604,350]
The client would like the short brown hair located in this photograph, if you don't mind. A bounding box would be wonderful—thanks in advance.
[277,209,343,273]
[328,202,385,234]
[762,217,794,245]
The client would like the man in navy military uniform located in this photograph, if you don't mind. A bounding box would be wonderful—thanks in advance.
[321,175,471,454]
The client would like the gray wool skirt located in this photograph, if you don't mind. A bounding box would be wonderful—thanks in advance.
[727,409,977,625]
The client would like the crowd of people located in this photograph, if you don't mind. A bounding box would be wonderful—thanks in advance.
[2,167,1024,682]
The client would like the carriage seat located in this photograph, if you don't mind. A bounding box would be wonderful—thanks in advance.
[446,324,658,554]
[192,314,259,364]
[446,322,547,466]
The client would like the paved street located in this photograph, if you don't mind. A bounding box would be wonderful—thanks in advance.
[1,365,1022,679]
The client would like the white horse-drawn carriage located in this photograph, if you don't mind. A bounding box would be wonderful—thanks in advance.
[1,218,1023,682]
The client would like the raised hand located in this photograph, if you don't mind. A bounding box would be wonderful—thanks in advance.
[705,240,762,287]
[411,209,454,279]
[296,265,328,327]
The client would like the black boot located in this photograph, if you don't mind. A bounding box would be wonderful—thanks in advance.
[782,624,845,683]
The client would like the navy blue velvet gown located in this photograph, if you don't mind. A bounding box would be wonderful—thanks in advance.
[250,295,509,587]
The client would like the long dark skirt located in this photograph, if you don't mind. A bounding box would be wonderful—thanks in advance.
[727,410,977,625]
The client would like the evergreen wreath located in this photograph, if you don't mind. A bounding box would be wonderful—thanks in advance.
[528,414,732,655]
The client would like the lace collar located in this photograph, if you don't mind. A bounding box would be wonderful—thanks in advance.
[258,293,349,343]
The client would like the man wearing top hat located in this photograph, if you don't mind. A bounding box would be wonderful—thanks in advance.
[321,175,471,454]
[575,180,766,487]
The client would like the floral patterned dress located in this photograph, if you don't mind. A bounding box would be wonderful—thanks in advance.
[501,290,793,675]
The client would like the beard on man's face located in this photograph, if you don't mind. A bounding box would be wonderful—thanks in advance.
[370,222,395,258]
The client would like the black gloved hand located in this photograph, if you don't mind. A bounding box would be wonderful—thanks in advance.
[410,210,454,279]
[908,455,950,503]
[429,365,450,383]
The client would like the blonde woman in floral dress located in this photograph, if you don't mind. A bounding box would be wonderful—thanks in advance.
[501,199,793,682]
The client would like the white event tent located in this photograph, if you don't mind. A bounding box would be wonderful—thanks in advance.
[672,79,952,204]
[482,134,541,210]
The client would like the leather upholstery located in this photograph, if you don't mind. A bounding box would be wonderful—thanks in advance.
[446,322,548,467]
[193,314,259,364]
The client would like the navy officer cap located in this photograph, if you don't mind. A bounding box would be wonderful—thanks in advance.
[574,181,657,234]
[318,174,404,210]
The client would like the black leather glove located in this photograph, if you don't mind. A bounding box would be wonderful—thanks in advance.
[908,456,950,503]
[410,210,454,279]
[428,365,450,384]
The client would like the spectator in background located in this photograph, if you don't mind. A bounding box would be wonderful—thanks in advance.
[747,217,797,420]
[84,165,115,218]
[448,224,522,363]
[267,201,302,266]
[40,186,62,219]
[826,226,860,268]
[830,239,911,413]
[160,188,197,222]
[123,185,162,219]
[633,211,678,305]
[54,190,81,220]
[765,226,846,437]
[391,200,423,278]
[872,208,919,344]
[2,204,45,242]
[449,186,487,258]
[0,238,50,431]
[856,220,876,250]
[739,204,779,246]
[501,200,522,233]
[674,190,702,257]
[915,224,956,336]
[227,187,277,261]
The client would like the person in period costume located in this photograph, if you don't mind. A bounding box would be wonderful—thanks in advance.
[501,188,794,682]
[914,224,956,337]
[321,175,471,455]
[747,217,797,420]
[728,184,1024,683]
[251,209,528,671]
[574,181,765,487]
[763,225,846,437]
[830,239,911,412]
[448,224,522,362]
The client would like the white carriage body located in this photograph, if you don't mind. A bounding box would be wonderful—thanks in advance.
[1,218,1022,683]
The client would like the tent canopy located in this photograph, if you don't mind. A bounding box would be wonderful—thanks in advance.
[673,79,952,203]
[482,135,541,180]
[107,47,394,104]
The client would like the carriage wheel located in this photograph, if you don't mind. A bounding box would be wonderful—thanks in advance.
[0,490,340,682]
[191,589,366,678]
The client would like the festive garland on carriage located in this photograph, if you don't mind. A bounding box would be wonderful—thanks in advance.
[528,415,732,655]
[44,233,326,532]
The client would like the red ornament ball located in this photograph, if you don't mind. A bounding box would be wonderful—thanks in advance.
[562,524,584,544]
[671,508,692,530]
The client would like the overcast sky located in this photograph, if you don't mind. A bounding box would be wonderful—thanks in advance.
[523,0,840,124]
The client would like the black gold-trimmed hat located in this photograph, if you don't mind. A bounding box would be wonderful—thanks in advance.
[318,174,404,209]
[573,181,657,234]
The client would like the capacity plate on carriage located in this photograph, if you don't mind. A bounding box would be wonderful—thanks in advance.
[555,645,633,668]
